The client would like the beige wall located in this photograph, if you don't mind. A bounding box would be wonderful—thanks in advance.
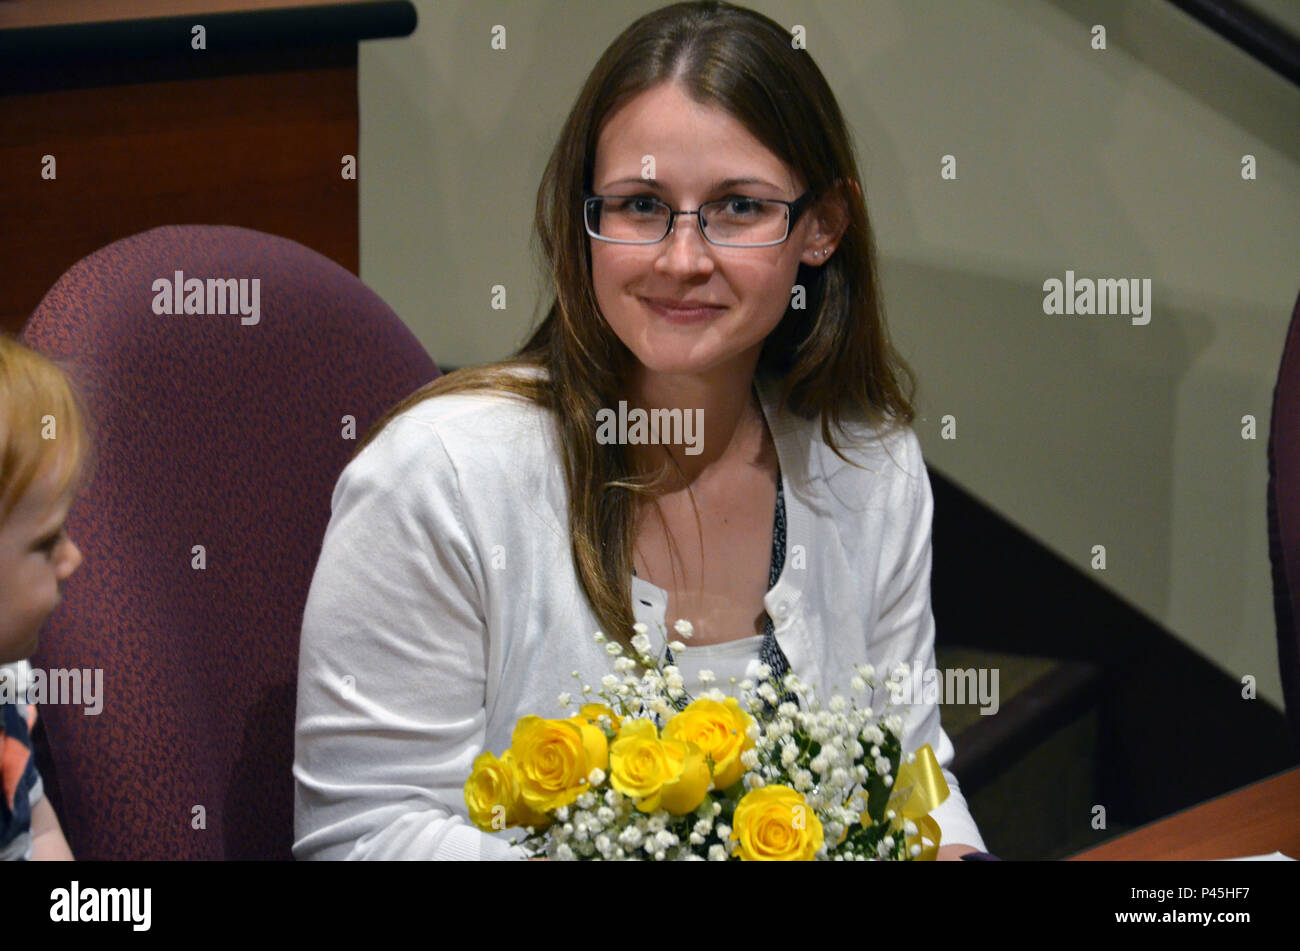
[358,0,1300,709]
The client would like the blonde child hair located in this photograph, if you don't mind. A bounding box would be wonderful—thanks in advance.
[0,334,90,523]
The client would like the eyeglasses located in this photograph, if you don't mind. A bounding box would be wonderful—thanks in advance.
[583,190,813,247]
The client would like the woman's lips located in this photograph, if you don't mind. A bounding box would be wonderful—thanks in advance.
[641,298,727,323]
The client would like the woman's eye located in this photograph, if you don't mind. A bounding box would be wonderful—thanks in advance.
[612,195,659,214]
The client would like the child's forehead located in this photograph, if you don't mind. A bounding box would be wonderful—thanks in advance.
[9,459,77,522]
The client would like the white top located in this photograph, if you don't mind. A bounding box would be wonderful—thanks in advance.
[292,368,988,859]
[664,633,765,701]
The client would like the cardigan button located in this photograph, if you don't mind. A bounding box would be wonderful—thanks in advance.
[774,602,789,619]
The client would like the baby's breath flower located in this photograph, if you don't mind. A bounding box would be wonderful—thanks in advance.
[850,675,866,692]
[631,633,653,655]
[605,643,623,656]
[697,669,716,685]
[668,641,686,652]
[592,632,606,643]
[754,663,772,681]
[588,766,606,786]
[632,622,648,635]
[708,844,727,861]
[674,619,694,639]
[557,692,571,707]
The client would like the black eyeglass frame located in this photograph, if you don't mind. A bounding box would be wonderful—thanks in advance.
[582,189,815,248]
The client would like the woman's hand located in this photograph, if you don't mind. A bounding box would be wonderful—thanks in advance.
[936,844,979,861]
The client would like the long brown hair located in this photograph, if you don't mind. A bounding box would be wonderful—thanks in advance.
[359,1,916,655]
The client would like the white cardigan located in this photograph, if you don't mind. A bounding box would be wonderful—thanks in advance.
[292,370,988,859]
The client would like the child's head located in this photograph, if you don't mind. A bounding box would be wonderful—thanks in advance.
[0,334,88,664]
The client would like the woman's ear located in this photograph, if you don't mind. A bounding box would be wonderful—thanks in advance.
[800,179,854,266]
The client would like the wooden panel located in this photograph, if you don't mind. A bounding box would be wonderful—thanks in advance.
[1069,766,1300,859]
[0,45,358,334]
[0,0,369,30]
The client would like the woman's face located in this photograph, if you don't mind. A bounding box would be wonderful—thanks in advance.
[589,82,833,380]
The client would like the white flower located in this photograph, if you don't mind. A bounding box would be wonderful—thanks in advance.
[715,823,731,841]
[754,663,772,681]
[601,674,619,690]
[781,745,798,767]
[696,669,716,685]
[588,767,606,786]
[829,695,847,713]
[557,692,571,707]
[693,818,713,836]
[740,749,760,769]
[632,622,648,635]
[910,844,922,857]
[668,641,686,652]
[746,723,762,741]
[708,844,727,861]
[592,632,606,643]
[613,657,636,673]
[605,643,623,656]
[689,832,705,846]
[850,676,866,692]
[556,843,575,861]
[631,633,653,655]
[595,834,612,854]
[757,683,778,704]
[793,769,813,791]
[674,619,694,639]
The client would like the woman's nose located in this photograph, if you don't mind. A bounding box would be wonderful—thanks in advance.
[657,215,713,269]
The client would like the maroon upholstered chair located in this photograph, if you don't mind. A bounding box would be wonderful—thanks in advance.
[1267,286,1300,760]
[22,225,439,858]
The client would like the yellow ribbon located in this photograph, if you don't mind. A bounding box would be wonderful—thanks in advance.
[865,743,949,860]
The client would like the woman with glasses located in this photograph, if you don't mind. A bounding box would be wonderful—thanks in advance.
[293,0,987,861]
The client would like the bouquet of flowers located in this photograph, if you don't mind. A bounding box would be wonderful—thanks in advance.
[463,620,951,860]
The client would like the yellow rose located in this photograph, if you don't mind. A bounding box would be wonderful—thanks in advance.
[731,784,824,861]
[463,750,551,830]
[662,697,755,790]
[658,738,711,815]
[575,703,622,734]
[511,715,608,813]
[609,719,674,812]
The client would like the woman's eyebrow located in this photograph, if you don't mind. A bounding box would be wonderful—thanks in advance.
[599,176,781,191]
